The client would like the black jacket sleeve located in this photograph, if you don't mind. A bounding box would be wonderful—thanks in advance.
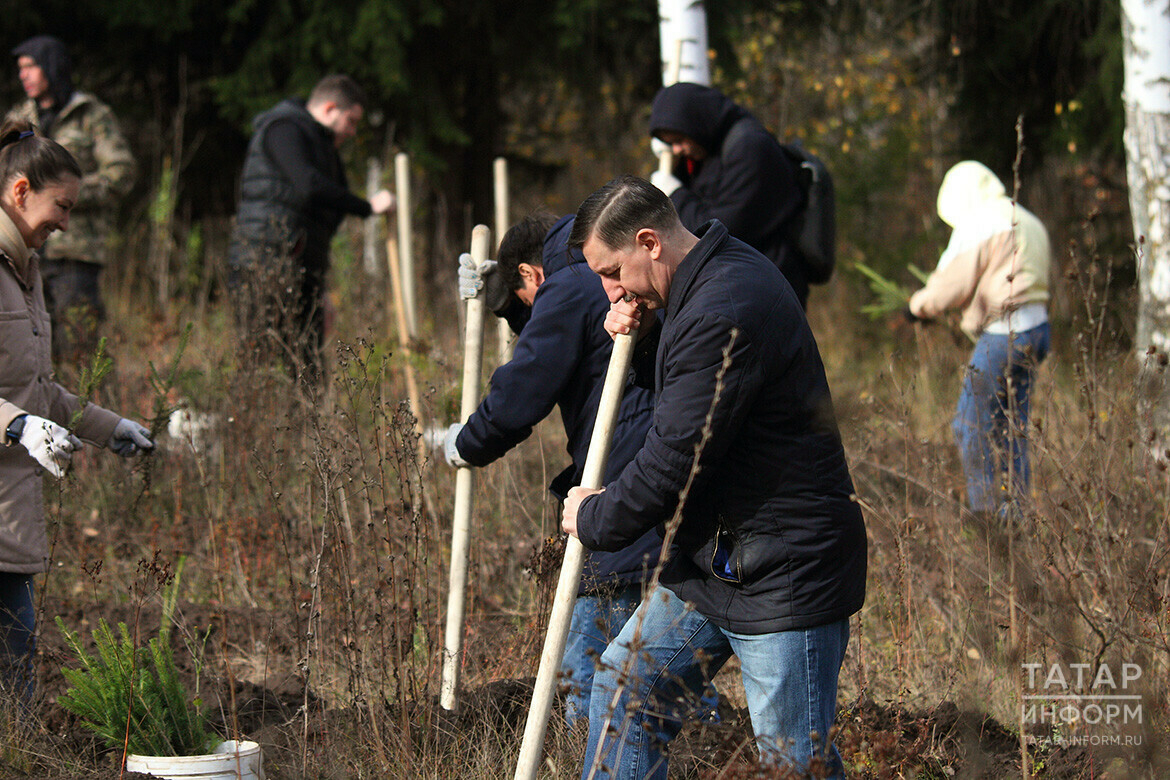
[577,312,760,552]
[456,275,588,465]
[264,120,372,218]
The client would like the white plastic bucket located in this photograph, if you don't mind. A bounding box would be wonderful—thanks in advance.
[125,740,264,780]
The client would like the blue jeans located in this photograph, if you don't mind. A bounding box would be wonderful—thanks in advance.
[582,587,849,779]
[563,585,644,728]
[954,324,1050,513]
[563,584,718,728]
[0,573,36,702]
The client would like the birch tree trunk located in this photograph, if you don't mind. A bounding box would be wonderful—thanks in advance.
[1124,0,1170,459]
[657,0,710,86]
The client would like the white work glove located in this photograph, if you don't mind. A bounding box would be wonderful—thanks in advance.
[650,170,681,197]
[457,253,510,312]
[443,423,470,468]
[650,136,669,158]
[15,414,82,478]
[369,189,396,215]
[108,418,155,457]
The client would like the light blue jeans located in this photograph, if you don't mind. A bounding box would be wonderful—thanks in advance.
[954,324,1050,513]
[563,584,718,729]
[582,587,849,780]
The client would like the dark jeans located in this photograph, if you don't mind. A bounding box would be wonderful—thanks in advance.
[227,237,327,385]
[0,572,36,702]
[40,257,105,366]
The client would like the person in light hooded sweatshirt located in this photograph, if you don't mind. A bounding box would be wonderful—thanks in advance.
[908,160,1051,519]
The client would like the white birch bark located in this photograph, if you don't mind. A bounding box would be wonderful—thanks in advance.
[658,0,711,86]
[1124,0,1170,458]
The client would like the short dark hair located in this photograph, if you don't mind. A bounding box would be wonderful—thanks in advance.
[308,74,367,110]
[0,119,81,191]
[498,211,558,291]
[569,175,678,251]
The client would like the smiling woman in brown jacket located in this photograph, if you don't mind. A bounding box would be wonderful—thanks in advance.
[0,119,153,701]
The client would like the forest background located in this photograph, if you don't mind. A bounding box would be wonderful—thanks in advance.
[2,1,1165,778]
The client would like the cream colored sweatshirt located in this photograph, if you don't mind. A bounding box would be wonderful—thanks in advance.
[909,161,1050,338]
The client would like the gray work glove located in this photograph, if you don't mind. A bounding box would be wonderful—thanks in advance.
[422,423,448,450]
[16,414,82,478]
[457,253,510,313]
[108,418,155,457]
[443,423,470,468]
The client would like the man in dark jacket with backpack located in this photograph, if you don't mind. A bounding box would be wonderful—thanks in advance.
[649,82,815,307]
[443,213,710,727]
[563,176,865,778]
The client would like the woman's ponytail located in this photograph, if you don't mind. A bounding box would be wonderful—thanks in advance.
[0,118,81,191]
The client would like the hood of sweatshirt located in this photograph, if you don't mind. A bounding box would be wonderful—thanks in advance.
[648,82,748,157]
[12,35,75,111]
[936,160,1007,229]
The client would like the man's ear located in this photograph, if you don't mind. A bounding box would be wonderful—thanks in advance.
[310,99,338,119]
[518,262,546,287]
[635,227,661,259]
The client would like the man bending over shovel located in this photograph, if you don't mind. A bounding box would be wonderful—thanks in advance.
[562,176,866,779]
[441,213,716,727]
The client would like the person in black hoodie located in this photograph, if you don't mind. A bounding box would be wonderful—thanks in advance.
[227,74,394,383]
[648,82,811,307]
[563,176,865,778]
[444,213,715,727]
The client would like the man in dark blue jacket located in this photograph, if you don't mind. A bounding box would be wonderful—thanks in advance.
[563,176,865,779]
[649,82,810,307]
[443,213,698,727]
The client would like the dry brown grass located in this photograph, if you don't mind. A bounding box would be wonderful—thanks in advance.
[3,13,1162,776]
[0,205,1157,778]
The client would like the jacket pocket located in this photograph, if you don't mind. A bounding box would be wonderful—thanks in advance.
[0,313,35,390]
[710,519,741,584]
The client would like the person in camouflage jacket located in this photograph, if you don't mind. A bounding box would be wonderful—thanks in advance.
[7,35,136,364]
